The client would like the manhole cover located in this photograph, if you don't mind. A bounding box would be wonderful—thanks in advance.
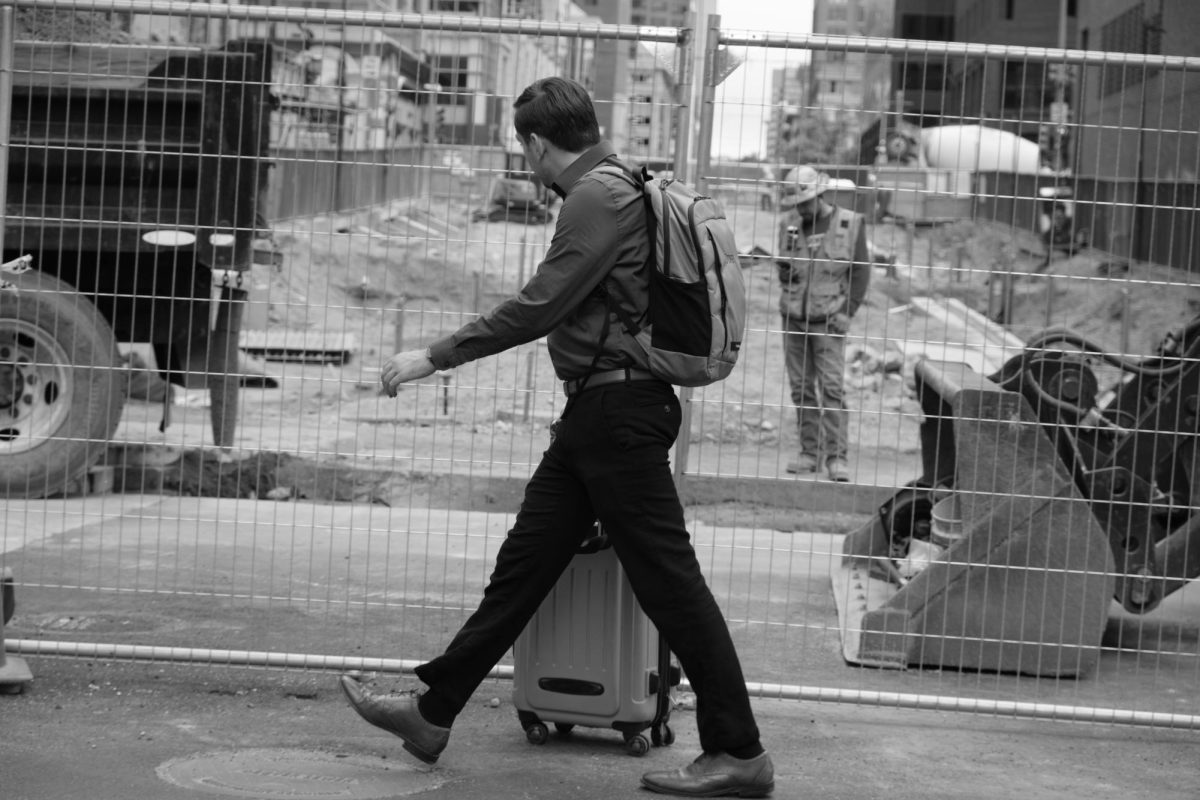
[157,748,445,798]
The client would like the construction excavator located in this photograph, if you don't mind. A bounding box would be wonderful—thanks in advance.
[833,314,1200,677]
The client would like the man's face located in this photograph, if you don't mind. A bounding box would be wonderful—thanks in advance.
[790,197,821,223]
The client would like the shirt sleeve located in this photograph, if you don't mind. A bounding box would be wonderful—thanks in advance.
[427,177,621,370]
[846,219,872,317]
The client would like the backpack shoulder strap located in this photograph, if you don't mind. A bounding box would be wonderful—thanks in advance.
[589,158,656,334]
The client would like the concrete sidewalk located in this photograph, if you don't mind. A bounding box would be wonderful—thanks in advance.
[4,656,1200,800]
[3,496,1200,799]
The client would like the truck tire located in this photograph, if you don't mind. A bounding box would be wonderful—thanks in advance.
[0,269,126,498]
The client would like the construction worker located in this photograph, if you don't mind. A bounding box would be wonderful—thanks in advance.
[776,165,871,482]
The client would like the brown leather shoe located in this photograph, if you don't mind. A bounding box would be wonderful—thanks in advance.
[641,751,774,797]
[338,675,450,764]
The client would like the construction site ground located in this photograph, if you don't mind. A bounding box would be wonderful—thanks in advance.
[107,191,1200,520]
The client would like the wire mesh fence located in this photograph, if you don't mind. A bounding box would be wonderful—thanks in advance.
[2,0,1200,731]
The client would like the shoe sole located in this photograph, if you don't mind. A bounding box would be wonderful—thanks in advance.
[640,778,774,797]
[402,741,441,765]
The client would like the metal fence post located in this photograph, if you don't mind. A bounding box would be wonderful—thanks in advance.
[1,568,33,693]
[0,4,12,250]
[0,4,32,696]
[670,14,706,482]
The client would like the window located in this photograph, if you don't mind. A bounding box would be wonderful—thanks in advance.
[900,62,945,91]
[432,0,481,11]
[433,55,470,107]
[900,13,954,41]
[1099,6,1161,95]
[1001,60,1047,112]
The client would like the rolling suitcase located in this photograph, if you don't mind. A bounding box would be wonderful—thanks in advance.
[512,527,678,755]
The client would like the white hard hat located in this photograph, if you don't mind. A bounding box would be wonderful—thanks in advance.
[780,165,831,207]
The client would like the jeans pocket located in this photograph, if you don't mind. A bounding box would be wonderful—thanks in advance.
[599,385,680,451]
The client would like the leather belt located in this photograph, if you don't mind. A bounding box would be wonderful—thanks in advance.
[563,368,658,397]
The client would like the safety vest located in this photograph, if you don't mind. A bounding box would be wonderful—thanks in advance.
[776,205,862,324]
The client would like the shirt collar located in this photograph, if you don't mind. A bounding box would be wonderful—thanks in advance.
[549,140,617,199]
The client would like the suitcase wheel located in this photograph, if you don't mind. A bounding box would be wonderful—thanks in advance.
[524,721,550,745]
[651,723,675,747]
[624,732,651,757]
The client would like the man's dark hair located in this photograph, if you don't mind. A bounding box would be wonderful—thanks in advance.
[513,77,601,153]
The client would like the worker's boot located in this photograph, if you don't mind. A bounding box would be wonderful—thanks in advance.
[826,457,851,482]
[786,452,821,474]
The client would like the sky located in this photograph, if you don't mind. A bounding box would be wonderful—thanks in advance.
[712,0,814,159]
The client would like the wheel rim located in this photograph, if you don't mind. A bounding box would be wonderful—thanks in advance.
[0,318,75,454]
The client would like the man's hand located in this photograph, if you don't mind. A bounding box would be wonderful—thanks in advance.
[828,312,851,334]
[381,349,437,397]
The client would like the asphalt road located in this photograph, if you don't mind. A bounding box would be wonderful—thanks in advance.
[3,497,1200,799]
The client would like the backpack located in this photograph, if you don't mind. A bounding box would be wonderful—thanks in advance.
[595,162,746,387]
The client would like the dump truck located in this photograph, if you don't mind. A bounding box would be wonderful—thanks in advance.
[0,40,274,498]
[833,315,1200,677]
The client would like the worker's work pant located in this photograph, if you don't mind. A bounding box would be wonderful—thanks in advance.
[782,317,848,462]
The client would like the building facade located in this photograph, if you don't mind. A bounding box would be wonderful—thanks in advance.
[808,0,894,162]
[767,65,812,163]
[1074,0,1199,182]
[223,0,683,162]
[810,0,894,117]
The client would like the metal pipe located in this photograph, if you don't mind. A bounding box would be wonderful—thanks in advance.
[12,639,1200,731]
[8,639,431,674]
[712,31,1198,73]
[13,0,683,43]
[744,682,1200,731]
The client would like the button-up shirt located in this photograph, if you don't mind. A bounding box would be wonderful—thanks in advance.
[427,141,650,380]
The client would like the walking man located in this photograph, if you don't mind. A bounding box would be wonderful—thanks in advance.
[776,165,871,483]
[340,77,774,798]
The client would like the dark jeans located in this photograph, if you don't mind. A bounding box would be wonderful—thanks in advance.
[415,380,761,754]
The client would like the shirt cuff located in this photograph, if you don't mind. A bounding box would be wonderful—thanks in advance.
[426,337,455,371]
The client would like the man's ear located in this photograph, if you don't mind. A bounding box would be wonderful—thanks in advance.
[526,133,545,161]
